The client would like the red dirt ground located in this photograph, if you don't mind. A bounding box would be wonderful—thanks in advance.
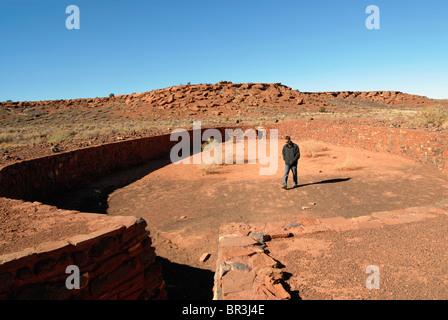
[105,140,448,299]
[268,213,448,299]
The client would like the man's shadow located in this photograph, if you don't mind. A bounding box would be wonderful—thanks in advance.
[289,178,351,190]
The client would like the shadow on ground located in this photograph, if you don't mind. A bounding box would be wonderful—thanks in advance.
[282,272,302,300]
[44,158,172,214]
[157,257,215,300]
[288,177,351,190]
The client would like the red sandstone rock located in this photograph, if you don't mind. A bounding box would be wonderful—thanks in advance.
[220,236,259,248]
[220,247,257,261]
[222,270,256,297]
[319,216,356,231]
[199,253,211,262]
[248,253,278,270]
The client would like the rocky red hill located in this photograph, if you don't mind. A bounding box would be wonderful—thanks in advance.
[1,81,443,123]
[1,81,447,166]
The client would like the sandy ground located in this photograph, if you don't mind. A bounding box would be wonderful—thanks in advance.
[104,139,448,299]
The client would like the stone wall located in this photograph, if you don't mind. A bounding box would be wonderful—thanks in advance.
[0,127,228,300]
[267,119,448,171]
[0,199,165,300]
[0,134,175,201]
[0,127,231,201]
[213,230,291,300]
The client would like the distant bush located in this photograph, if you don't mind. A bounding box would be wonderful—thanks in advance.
[200,163,219,174]
[319,106,326,113]
[77,129,102,140]
[413,104,448,127]
[0,132,15,143]
[47,130,76,143]
[301,140,329,158]
[335,156,362,171]
[109,93,115,98]
[201,137,215,151]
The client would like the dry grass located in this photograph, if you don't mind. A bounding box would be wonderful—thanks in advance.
[200,163,220,174]
[0,129,47,148]
[47,129,76,143]
[0,119,161,149]
[300,140,329,158]
[335,156,362,171]
[412,104,448,127]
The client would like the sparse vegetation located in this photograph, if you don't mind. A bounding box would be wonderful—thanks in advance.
[335,156,361,171]
[1,83,447,153]
[300,140,329,158]
[200,163,220,174]
[412,104,448,127]
[47,130,76,143]
[201,137,215,151]
[0,118,168,149]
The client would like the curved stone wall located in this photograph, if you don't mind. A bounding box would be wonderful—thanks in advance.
[1,120,447,300]
[0,127,229,300]
[267,119,448,171]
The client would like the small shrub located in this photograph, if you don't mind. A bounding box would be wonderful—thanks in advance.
[200,163,219,174]
[442,120,448,130]
[335,156,361,171]
[319,106,326,113]
[47,130,75,143]
[413,104,448,127]
[300,140,329,158]
[77,129,102,140]
[0,132,15,143]
[109,93,115,98]
[201,137,215,151]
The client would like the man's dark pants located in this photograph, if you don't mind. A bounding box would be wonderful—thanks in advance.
[283,164,298,187]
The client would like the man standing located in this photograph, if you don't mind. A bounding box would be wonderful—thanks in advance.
[282,136,300,190]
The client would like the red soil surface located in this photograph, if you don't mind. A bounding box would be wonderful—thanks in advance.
[268,213,448,299]
[106,140,448,283]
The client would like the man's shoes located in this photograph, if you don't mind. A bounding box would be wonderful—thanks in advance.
[293,185,298,188]
[281,186,287,190]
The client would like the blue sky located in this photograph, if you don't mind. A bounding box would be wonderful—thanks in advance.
[0,0,447,101]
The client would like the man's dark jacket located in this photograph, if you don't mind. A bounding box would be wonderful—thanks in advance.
[282,142,301,166]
